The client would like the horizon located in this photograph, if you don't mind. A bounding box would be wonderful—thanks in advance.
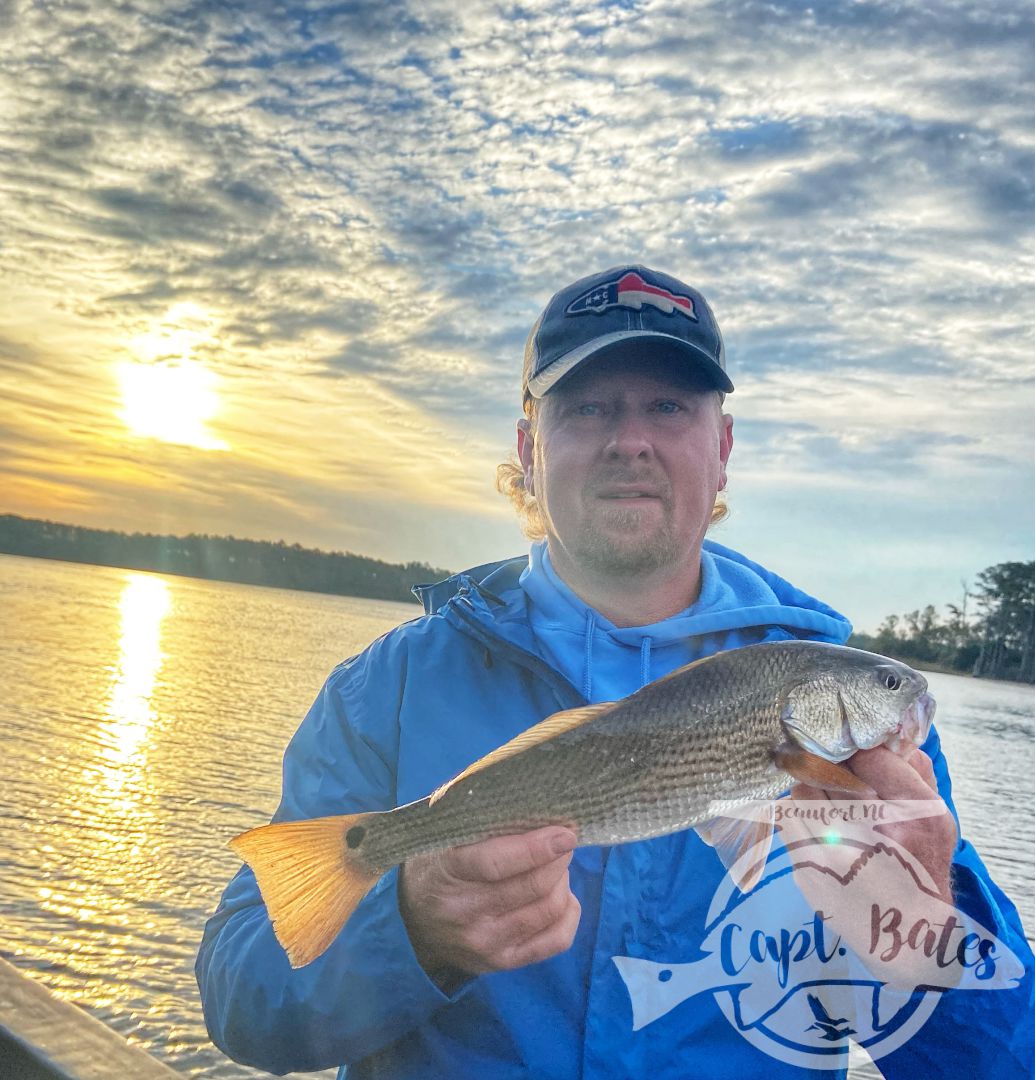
[2,1,1033,635]
[1,509,1009,637]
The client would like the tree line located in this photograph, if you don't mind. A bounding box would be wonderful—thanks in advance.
[0,515,451,605]
[850,560,1035,683]
[5,514,1031,682]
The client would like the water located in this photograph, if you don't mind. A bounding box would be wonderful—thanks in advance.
[1,553,1032,1078]
[0,554,416,1078]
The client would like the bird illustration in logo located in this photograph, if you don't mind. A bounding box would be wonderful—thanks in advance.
[804,993,856,1041]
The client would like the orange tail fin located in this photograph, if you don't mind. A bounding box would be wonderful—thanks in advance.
[229,812,384,968]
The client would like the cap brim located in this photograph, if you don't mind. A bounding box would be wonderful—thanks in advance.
[525,330,734,398]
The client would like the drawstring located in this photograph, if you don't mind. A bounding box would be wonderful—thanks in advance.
[583,610,596,700]
[585,617,653,697]
[640,636,653,688]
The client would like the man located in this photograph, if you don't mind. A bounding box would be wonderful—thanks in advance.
[197,266,1034,1078]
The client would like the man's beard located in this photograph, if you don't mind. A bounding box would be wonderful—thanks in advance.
[565,502,683,578]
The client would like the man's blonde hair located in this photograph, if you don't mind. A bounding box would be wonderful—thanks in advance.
[495,394,729,540]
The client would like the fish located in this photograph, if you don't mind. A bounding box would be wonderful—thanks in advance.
[229,640,936,968]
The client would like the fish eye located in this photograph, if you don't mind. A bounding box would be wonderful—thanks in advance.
[878,668,902,691]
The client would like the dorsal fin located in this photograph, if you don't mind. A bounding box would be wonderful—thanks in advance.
[428,701,616,806]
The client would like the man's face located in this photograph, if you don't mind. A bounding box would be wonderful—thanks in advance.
[517,352,733,581]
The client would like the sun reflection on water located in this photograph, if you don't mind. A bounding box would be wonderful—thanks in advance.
[101,573,170,800]
[25,573,177,994]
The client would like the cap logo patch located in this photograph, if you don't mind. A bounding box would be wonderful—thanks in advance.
[566,271,698,320]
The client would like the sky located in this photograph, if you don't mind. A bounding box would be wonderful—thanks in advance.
[1,0,1033,632]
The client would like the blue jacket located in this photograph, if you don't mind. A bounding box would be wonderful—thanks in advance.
[196,542,1035,1078]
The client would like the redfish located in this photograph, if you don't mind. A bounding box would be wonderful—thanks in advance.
[230,640,934,967]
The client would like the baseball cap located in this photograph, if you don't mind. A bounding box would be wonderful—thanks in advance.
[522,265,733,399]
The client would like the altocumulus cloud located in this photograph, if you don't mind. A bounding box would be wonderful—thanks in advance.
[0,0,1033,627]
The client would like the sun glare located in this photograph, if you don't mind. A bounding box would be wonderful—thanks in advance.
[118,359,228,450]
[119,304,229,450]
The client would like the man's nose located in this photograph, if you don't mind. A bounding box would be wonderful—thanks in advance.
[604,411,653,458]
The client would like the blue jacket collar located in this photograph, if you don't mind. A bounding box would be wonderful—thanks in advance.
[412,557,527,616]
[414,542,851,646]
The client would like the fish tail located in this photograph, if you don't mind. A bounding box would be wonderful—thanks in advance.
[229,811,386,969]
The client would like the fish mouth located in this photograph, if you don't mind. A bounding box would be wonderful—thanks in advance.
[886,691,936,755]
[902,691,936,746]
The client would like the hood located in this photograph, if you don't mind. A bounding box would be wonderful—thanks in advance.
[413,541,851,704]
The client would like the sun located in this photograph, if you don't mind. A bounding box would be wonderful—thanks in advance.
[118,304,228,450]
[118,359,228,450]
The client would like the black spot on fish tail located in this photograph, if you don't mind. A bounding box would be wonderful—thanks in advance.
[345,825,366,849]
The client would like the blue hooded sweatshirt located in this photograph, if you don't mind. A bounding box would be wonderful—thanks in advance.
[519,540,851,702]
[196,541,1035,1079]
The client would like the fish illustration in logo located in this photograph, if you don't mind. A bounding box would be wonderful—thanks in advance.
[613,840,1025,1064]
[566,271,698,319]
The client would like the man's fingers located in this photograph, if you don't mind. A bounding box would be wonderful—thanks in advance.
[491,870,575,942]
[479,851,574,916]
[790,748,939,802]
[905,748,938,791]
[457,875,580,972]
[400,828,582,979]
[445,827,577,884]
[788,782,825,801]
[848,746,941,801]
[498,892,582,970]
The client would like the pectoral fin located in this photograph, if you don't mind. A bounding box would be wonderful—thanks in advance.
[696,802,776,894]
[773,744,874,796]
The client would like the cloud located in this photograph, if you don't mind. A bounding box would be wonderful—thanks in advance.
[1,0,1033,630]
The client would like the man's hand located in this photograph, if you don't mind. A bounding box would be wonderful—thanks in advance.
[399,826,581,983]
[791,745,957,902]
[788,746,961,988]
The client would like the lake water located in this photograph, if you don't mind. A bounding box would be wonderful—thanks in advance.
[1,553,1032,1078]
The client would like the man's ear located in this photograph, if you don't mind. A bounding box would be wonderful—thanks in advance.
[516,418,535,496]
[718,413,733,492]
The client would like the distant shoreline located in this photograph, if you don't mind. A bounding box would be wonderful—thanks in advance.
[907,659,972,677]
[0,549,429,607]
[847,632,978,681]
[0,514,452,606]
